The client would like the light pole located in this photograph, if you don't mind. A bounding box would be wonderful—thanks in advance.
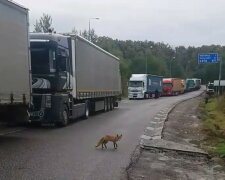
[170,56,175,77]
[145,46,153,74]
[88,17,99,41]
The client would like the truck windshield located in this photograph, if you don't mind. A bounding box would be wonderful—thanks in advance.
[163,83,172,88]
[208,84,214,89]
[31,42,56,74]
[129,81,143,87]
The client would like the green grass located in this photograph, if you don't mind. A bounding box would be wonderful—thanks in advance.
[215,142,225,157]
[199,95,225,157]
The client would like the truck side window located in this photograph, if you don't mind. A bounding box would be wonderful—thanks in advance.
[58,48,68,72]
[59,56,67,71]
[49,49,56,73]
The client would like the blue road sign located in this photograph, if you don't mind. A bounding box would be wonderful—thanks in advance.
[198,53,218,64]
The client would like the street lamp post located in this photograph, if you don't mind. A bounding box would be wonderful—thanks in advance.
[170,57,175,78]
[145,46,153,74]
[88,17,99,41]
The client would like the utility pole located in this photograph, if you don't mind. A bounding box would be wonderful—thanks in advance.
[88,17,99,41]
[145,55,147,74]
[145,46,153,74]
[170,57,175,78]
[218,57,222,95]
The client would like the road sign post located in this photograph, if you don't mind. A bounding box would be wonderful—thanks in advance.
[198,53,221,95]
[218,57,222,95]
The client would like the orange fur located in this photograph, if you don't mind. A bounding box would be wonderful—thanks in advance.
[95,134,122,149]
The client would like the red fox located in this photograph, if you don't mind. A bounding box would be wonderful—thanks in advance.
[95,134,122,149]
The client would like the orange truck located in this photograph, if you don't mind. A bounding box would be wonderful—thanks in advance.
[162,78,185,96]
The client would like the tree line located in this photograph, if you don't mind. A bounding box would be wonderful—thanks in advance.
[34,14,225,96]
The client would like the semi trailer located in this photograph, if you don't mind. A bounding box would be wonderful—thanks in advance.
[128,74,163,99]
[0,0,31,123]
[29,33,121,126]
[162,78,185,96]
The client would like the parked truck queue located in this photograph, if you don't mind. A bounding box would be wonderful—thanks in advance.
[128,74,201,99]
[0,0,202,125]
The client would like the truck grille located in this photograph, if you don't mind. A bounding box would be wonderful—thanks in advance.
[131,90,139,92]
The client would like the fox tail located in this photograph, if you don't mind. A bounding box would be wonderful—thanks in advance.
[95,137,104,147]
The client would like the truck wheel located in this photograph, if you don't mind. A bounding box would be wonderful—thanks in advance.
[56,108,69,127]
[104,98,108,112]
[109,98,114,110]
[111,98,114,110]
[107,98,110,111]
[83,101,90,119]
[144,93,147,99]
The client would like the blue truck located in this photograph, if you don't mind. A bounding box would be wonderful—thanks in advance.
[128,74,163,99]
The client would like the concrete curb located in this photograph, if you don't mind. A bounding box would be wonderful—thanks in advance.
[140,90,207,155]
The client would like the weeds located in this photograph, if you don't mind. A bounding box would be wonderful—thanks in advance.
[199,95,225,157]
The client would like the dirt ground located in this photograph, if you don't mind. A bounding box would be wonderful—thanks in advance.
[126,94,225,180]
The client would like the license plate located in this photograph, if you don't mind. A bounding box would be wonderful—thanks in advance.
[30,110,44,117]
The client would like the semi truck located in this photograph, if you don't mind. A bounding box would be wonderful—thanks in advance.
[206,82,215,95]
[185,78,201,92]
[29,33,121,126]
[128,74,163,99]
[193,78,201,90]
[185,79,195,92]
[0,0,31,123]
[162,78,185,96]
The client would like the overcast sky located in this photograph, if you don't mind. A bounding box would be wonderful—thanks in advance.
[16,0,225,47]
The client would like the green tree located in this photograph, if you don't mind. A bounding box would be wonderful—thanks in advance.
[34,14,54,33]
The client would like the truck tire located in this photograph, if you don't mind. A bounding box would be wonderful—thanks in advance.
[83,101,90,119]
[104,98,107,112]
[111,98,114,110]
[109,98,114,110]
[144,93,147,99]
[56,108,69,127]
[107,98,110,111]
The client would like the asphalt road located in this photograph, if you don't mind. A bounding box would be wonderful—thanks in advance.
[0,89,203,180]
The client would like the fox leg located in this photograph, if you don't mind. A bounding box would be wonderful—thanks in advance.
[104,143,107,149]
[114,142,118,149]
[101,143,104,149]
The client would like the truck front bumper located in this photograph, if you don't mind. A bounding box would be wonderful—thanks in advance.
[128,93,144,99]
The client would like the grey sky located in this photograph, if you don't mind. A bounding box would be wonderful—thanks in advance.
[16,0,225,47]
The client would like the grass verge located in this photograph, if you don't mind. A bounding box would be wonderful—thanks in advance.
[199,95,225,158]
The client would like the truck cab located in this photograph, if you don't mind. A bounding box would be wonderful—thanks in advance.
[206,82,214,95]
[29,33,73,125]
[162,79,173,95]
[128,74,146,99]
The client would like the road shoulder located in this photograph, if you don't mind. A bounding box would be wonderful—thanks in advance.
[125,94,225,180]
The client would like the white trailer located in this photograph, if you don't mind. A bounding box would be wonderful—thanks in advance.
[0,0,31,123]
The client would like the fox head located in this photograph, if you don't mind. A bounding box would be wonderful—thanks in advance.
[116,134,122,141]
